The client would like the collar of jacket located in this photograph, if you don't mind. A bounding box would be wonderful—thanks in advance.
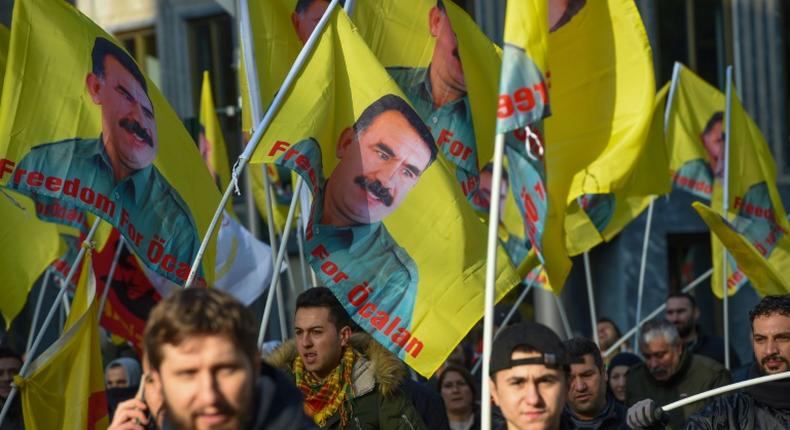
[648,350,693,387]
[564,393,623,429]
[745,363,790,409]
[265,332,407,398]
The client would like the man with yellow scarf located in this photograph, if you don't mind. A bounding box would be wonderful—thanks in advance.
[267,287,426,429]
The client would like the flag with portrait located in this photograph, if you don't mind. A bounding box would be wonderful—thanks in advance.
[248,6,520,376]
[546,0,661,256]
[0,0,220,286]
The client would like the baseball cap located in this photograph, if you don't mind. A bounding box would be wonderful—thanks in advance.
[489,321,575,377]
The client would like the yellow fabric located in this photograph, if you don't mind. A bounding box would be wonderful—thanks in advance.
[545,0,658,256]
[693,203,789,296]
[0,23,8,92]
[707,82,790,298]
[0,0,219,285]
[248,8,519,376]
[666,64,725,183]
[199,71,232,196]
[18,251,109,429]
[0,190,64,326]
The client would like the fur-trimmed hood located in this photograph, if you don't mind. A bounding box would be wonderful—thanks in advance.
[265,332,407,397]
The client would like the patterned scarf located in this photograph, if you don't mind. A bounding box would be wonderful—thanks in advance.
[294,346,356,427]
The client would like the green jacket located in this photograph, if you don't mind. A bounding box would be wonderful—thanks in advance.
[626,352,730,429]
[267,334,426,430]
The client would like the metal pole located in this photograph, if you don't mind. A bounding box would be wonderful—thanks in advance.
[722,65,733,370]
[258,179,305,347]
[0,218,101,427]
[25,269,52,355]
[663,371,790,412]
[634,200,655,350]
[343,0,355,15]
[185,0,340,286]
[604,268,713,358]
[481,132,506,430]
[276,254,292,341]
[97,236,126,319]
[554,294,573,339]
[583,252,600,346]
[296,217,309,289]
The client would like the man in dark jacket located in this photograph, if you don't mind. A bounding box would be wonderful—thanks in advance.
[0,346,23,430]
[625,319,729,429]
[562,338,627,429]
[267,287,426,429]
[138,287,316,430]
[684,294,790,429]
[665,293,740,368]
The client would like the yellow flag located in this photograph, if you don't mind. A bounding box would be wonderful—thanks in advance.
[353,0,501,214]
[546,0,659,256]
[706,80,790,297]
[0,0,219,286]
[496,0,571,289]
[199,71,232,194]
[0,190,64,326]
[249,7,519,376]
[693,202,789,296]
[239,1,301,232]
[17,251,109,429]
[666,63,725,201]
[0,23,8,91]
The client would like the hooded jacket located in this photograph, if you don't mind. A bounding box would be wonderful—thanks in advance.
[161,362,317,430]
[684,364,790,429]
[267,333,426,430]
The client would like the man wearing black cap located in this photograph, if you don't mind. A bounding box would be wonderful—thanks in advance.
[489,321,575,430]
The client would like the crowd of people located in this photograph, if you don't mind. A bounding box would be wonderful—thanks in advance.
[0,289,788,430]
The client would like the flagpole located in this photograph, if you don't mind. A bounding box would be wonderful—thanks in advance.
[185,0,341,287]
[97,236,126,319]
[471,274,536,375]
[721,65,733,370]
[481,132,506,430]
[583,252,600,346]
[554,294,573,339]
[604,268,713,358]
[296,217,310,289]
[662,371,790,412]
[634,200,655,350]
[0,218,101,427]
[238,0,288,304]
[25,269,52,355]
[343,0,355,15]
[277,253,292,340]
[258,178,304,347]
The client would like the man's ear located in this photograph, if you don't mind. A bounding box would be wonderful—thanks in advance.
[428,6,442,38]
[337,127,355,159]
[489,379,500,406]
[86,73,102,104]
[339,325,352,347]
[693,307,701,322]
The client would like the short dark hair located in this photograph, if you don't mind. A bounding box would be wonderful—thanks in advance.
[597,317,622,338]
[436,0,446,12]
[749,295,790,326]
[353,94,438,164]
[563,337,603,370]
[91,37,150,98]
[437,364,476,399]
[0,346,21,363]
[144,288,258,371]
[702,111,724,136]
[667,292,697,309]
[295,287,352,330]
